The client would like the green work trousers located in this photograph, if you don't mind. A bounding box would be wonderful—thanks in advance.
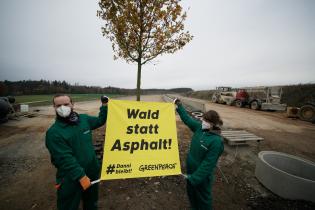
[57,177,98,210]
[187,178,212,210]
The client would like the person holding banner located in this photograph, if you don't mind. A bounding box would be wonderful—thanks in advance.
[45,94,109,210]
[174,98,224,210]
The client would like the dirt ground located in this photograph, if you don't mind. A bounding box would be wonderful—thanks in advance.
[0,95,314,210]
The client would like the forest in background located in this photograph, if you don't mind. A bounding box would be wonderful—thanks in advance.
[0,80,192,96]
[1,80,314,107]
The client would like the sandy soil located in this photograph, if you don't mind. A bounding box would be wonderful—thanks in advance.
[180,96,315,161]
[0,95,314,210]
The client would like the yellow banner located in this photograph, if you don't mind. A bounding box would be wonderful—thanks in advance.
[100,99,181,180]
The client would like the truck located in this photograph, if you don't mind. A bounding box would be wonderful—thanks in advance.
[211,86,287,111]
[211,87,236,105]
[298,102,315,123]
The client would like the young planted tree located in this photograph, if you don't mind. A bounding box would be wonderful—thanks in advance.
[97,0,193,101]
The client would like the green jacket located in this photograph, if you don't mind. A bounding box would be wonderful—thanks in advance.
[45,106,108,183]
[177,104,224,186]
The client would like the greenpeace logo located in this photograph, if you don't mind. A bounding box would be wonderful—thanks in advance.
[139,163,177,172]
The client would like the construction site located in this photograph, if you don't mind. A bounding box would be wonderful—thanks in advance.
[0,94,314,210]
[1,0,315,209]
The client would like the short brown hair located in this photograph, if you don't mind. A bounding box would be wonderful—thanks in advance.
[52,94,73,105]
[203,110,223,126]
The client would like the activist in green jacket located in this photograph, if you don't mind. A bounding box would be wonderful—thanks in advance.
[175,99,224,210]
[45,94,108,210]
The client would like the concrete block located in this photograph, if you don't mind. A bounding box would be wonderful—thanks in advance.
[255,151,315,202]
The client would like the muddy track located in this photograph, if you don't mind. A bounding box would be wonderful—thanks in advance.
[0,95,314,210]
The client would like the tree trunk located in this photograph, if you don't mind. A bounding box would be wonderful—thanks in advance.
[136,61,141,101]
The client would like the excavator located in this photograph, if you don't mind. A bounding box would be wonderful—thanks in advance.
[299,102,315,123]
[0,96,16,123]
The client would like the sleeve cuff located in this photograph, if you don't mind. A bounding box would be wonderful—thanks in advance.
[100,106,107,111]
[187,175,200,186]
[72,170,86,181]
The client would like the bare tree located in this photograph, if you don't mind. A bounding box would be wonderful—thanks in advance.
[97,0,193,101]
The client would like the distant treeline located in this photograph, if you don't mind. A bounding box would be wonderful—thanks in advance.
[0,80,193,96]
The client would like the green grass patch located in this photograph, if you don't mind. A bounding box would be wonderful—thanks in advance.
[14,94,121,107]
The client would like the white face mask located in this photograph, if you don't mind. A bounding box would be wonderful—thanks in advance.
[56,105,72,118]
[201,120,212,130]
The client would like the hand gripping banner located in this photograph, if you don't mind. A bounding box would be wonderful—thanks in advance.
[100,99,181,180]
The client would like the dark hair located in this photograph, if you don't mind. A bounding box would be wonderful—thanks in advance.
[52,94,73,105]
[203,110,223,126]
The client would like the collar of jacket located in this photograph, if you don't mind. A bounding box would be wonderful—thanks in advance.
[55,118,70,128]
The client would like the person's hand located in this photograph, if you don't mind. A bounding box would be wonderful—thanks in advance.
[101,95,109,106]
[79,175,91,190]
[173,98,181,106]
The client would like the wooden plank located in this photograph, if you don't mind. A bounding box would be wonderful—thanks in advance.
[224,135,261,138]
[225,138,263,141]
[225,136,263,139]
[222,133,252,135]
[226,137,263,141]
[222,130,264,146]
[223,134,258,138]
[222,130,249,132]
[222,131,261,136]
[222,135,262,138]
[222,132,254,134]
[227,141,247,146]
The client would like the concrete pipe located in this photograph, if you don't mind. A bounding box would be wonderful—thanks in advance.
[255,151,315,202]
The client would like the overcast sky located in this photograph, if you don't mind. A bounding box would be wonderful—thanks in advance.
[0,0,314,90]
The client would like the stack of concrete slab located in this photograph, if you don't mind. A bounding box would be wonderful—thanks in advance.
[221,130,264,146]
[163,94,206,113]
[162,95,174,103]
[179,97,206,113]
